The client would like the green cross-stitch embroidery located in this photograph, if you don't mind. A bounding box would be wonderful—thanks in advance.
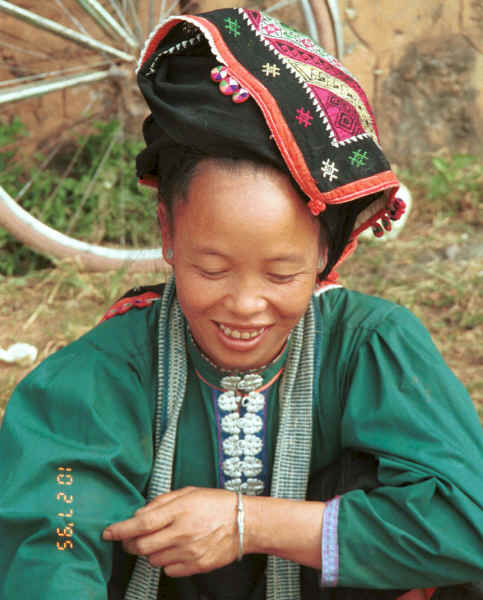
[224,17,241,38]
[349,149,369,167]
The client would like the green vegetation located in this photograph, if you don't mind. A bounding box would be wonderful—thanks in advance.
[0,118,159,276]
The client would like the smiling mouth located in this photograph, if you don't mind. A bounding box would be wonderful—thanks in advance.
[217,323,266,340]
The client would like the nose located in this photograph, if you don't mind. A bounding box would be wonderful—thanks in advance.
[224,276,268,318]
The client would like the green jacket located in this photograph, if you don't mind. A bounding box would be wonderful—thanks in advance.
[0,287,481,598]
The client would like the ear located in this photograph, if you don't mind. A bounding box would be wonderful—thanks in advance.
[317,254,327,274]
[158,203,174,265]
[317,243,328,275]
[315,219,329,275]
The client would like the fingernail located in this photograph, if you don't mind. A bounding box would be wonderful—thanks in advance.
[103,528,113,540]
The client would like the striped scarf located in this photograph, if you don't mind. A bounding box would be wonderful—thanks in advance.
[125,274,317,600]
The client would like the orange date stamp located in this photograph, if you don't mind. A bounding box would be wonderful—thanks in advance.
[56,466,74,551]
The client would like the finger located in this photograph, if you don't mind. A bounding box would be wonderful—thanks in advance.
[143,546,180,566]
[163,561,202,578]
[146,541,222,575]
[103,507,174,541]
[146,548,203,577]
[136,487,197,514]
[122,528,174,556]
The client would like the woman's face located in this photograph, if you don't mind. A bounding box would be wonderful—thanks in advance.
[164,160,323,371]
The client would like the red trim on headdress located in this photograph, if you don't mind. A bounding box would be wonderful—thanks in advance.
[138,19,179,67]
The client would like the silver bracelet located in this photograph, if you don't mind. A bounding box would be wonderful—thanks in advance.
[236,490,244,561]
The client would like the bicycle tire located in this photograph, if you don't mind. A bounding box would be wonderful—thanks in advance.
[0,0,341,272]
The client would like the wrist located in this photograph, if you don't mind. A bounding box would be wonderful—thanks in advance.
[235,491,244,561]
[243,495,293,556]
[242,495,267,555]
[242,496,325,569]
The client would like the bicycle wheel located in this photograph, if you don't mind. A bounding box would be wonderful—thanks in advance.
[0,0,341,272]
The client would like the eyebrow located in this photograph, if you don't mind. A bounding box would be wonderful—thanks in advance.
[192,248,229,258]
[267,254,305,263]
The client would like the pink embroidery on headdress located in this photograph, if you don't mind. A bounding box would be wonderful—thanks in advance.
[263,23,281,36]
[296,108,314,128]
[245,8,262,29]
[240,10,380,145]
[311,87,365,142]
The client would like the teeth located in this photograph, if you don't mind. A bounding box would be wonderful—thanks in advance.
[218,323,265,340]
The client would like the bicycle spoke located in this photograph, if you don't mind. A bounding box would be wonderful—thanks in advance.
[164,0,182,20]
[0,61,112,88]
[326,0,344,57]
[124,0,145,42]
[0,1,135,62]
[66,125,122,235]
[298,0,319,41]
[0,38,50,60]
[75,0,138,47]
[0,69,116,105]
[106,0,136,41]
[15,143,65,201]
[158,0,167,24]
[263,0,296,14]
[40,136,90,222]
[149,0,155,33]
[55,0,90,36]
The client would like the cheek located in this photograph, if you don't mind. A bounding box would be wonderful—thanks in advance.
[174,272,223,317]
[271,280,316,321]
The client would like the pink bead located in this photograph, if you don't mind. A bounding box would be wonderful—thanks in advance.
[232,88,250,103]
[219,77,240,95]
[210,65,228,82]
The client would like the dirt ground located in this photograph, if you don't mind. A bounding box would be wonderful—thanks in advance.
[1,202,482,423]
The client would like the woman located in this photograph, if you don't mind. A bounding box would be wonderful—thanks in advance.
[0,8,481,600]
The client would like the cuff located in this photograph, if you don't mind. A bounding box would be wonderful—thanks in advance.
[320,496,341,587]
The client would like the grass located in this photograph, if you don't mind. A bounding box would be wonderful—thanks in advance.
[0,154,482,422]
[0,118,158,275]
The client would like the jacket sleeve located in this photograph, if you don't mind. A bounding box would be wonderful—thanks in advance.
[0,315,156,599]
[321,305,483,588]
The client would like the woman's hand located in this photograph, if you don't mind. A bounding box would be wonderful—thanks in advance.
[102,487,239,577]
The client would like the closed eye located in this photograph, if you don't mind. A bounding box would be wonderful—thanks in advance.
[198,268,228,279]
[268,273,297,283]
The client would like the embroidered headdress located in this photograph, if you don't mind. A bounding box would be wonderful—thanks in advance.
[136,8,403,281]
